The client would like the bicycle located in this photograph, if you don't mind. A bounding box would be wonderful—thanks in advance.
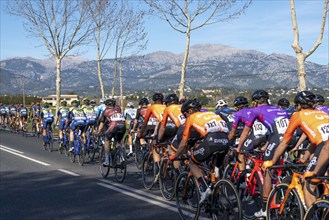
[99,133,127,183]
[303,176,329,220]
[84,125,97,162]
[58,126,69,156]
[266,163,308,220]
[175,152,242,220]
[43,123,54,152]
[69,126,85,166]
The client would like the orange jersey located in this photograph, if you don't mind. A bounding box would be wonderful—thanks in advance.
[161,104,185,127]
[144,104,166,126]
[182,112,229,140]
[283,109,329,145]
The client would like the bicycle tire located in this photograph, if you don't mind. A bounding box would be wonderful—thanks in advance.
[48,133,53,152]
[113,147,127,183]
[212,179,242,220]
[99,147,110,178]
[87,135,96,162]
[78,144,85,166]
[303,199,329,220]
[266,183,304,220]
[69,151,76,163]
[159,158,177,200]
[142,152,156,190]
[222,163,239,185]
[175,172,200,220]
[236,169,263,219]
[134,142,144,170]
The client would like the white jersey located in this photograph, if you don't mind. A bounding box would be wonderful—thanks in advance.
[124,108,137,121]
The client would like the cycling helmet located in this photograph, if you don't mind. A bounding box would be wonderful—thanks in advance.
[126,102,134,108]
[252,90,269,103]
[71,100,79,106]
[164,94,179,105]
[277,98,290,108]
[294,91,315,107]
[104,98,116,106]
[42,102,49,108]
[181,99,202,115]
[152,93,164,102]
[60,100,67,106]
[314,94,325,105]
[233,96,248,107]
[83,98,90,105]
[216,99,228,109]
[100,98,106,104]
[139,97,149,106]
[90,100,96,105]
[179,98,186,104]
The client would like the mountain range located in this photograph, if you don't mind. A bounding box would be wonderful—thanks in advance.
[1,44,328,96]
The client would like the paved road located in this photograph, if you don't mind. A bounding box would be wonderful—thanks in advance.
[0,129,180,220]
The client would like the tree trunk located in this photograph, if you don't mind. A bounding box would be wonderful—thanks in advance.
[97,58,105,98]
[178,22,191,99]
[296,53,307,91]
[55,57,62,112]
[119,63,124,108]
[112,60,117,97]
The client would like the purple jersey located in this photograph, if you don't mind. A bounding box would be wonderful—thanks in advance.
[245,105,289,134]
[232,108,251,129]
[316,106,329,115]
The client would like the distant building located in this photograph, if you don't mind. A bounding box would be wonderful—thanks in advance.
[42,94,79,106]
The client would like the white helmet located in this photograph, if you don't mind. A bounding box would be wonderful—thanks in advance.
[216,99,228,109]
[100,98,106,104]
[126,102,134,108]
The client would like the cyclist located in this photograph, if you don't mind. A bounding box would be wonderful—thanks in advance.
[90,100,97,112]
[96,98,106,125]
[0,102,7,128]
[236,90,289,218]
[314,93,329,114]
[97,98,126,166]
[215,99,236,130]
[8,103,17,127]
[124,101,137,157]
[55,100,70,146]
[18,104,28,131]
[40,102,54,146]
[82,98,97,134]
[169,99,229,203]
[131,97,150,147]
[277,98,295,118]
[67,100,87,152]
[263,91,329,208]
[138,93,166,169]
[33,102,42,133]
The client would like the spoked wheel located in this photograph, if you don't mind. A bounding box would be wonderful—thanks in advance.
[211,179,242,220]
[304,199,329,220]
[113,147,127,183]
[78,145,85,166]
[142,152,156,190]
[48,134,53,152]
[99,147,110,178]
[134,142,144,170]
[175,172,200,220]
[69,148,76,163]
[222,163,239,185]
[236,169,263,219]
[159,158,177,200]
[266,183,304,220]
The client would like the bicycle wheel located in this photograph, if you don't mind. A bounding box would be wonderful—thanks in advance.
[142,152,156,190]
[222,163,239,185]
[99,147,110,178]
[48,133,53,152]
[175,172,200,220]
[113,147,127,183]
[212,179,242,220]
[159,158,177,200]
[134,142,144,170]
[78,144,85,166]
[87,135,96,162]
[304,199,329,220]
[236,169,263,219]
[58,142,63,154]
[266,183,304,220]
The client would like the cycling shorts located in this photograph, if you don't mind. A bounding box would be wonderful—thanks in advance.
[263,132,283,161]
[70,121,86,131]
[155,124,177,143]
[171,125,185,151]
[42,120,54,129]
[306,141,328,175]
[190,132,229,166]
[58,119,67,131]
[105,124,126,142]
[241,133,267,153]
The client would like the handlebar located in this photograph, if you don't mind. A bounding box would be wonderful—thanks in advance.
[267,163,307,180]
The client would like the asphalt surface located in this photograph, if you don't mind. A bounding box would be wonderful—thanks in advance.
[0,129,180,220]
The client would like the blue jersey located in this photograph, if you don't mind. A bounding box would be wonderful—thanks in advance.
[41,108,54,122]
[96,104,106,117]
[215,107,236,130]
[18,107,28,117]
[57,107,70,120]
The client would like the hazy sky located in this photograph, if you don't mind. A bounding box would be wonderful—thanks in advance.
[1,0,328,65]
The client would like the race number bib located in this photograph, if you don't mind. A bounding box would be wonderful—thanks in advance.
[253,121,267,136]
[227,114,235,123]
[86,112,97,120]
[178,113,186,125]
[318,124,329,141]
[147,117,158,125]
[206,120,228,133]
[74,112,86,121]
[275,117,289,134]
[110,113,125,121]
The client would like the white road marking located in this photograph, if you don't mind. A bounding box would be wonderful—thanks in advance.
[57,169,80,176]
[0,145,24,154]
[97,182,178,213]
[0,146,50,166]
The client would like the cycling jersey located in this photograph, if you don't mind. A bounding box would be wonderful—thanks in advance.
[316,106,329,115]
[41,108,54,128]
[100,106,126,141]
[143,104,166,126]
[96,104,106,118]
[124,108,137,121]
[57,107,70,131]
[215,107,236,130]
[135,107,148,124]
[283,107,296,119]
[9,106,17,117]
[161,104,185,128]
[0,106,6,116]
[69,107,87,131]
[18,107,28,118]
[83,106,97,129]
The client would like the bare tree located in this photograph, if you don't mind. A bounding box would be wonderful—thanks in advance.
[290,0,328,91]
[111,1,147,107]
[86,0,119,98]
[6,0,93,111]
[144,0,251,98]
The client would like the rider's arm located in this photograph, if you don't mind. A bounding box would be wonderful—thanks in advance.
[289,133,307,153]
[139,107,152,136]
[228,127,236,141]
[236,126,251,152]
